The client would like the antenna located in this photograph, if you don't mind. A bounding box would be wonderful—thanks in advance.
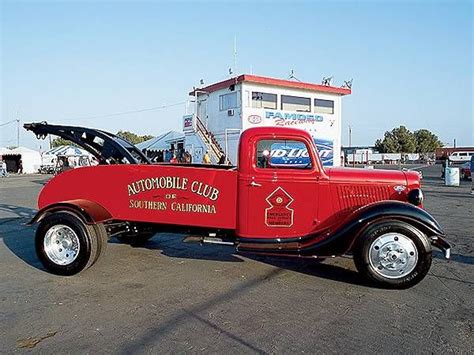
[342,79,353,89]
[322,76,333,86]
[288,69,301,82]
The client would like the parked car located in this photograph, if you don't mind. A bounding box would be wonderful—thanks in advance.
[448,151,474,164]
[460,161,471,180]
[24,122,451,289]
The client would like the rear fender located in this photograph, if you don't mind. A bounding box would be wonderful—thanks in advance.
[28,199,113,225]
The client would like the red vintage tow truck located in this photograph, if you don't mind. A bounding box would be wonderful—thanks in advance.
[24,122,451,288]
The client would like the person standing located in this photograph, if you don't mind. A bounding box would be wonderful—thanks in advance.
[218,154,226,165]
[441,157,447,179]
[470,154,474,195]
[184,151,192,164]
[18,158,23,174]
[202,151,211,164]
[0,159,7,177]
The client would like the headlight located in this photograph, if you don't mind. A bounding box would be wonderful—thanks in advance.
[407,188,423,206]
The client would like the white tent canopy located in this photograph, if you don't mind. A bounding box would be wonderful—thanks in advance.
[42,145,92,166]
[0,147,12,156]
[3,146,42,174]
[43,145,92,157]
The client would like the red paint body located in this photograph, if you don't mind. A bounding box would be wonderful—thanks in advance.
[38,127,420,239]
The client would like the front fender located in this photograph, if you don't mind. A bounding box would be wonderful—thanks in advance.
[28,199,113,225]
[309,200,449,257]
[238,201,450,258]
[350,200,445,237]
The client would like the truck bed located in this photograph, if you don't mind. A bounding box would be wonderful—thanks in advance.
[38,164,239,229]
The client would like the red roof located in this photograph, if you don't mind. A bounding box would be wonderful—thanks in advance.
[189,74,351,96]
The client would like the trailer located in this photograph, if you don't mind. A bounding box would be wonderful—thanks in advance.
[24,122,451,288]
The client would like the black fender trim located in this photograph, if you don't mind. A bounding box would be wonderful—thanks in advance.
[28,199,113,225]
[237,201,447,257]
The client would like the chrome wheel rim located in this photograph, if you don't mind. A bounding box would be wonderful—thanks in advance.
[369,232,418,279]
[43,225,80,265]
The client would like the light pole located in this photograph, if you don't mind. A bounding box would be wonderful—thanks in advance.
[16,119,20,147]
[348,125,352,148]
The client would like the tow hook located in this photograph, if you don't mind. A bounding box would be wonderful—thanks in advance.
[430,236,451,259]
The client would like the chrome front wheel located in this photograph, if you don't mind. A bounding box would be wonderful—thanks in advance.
[368,232,418,279]
[353,220,432,289]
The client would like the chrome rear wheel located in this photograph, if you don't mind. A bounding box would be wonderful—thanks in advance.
[44,225,80,265]
[36,212,108,275]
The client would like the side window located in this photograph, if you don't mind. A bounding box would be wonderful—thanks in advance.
[219,92,238,111]
[256,139,312,169]
[314,98,334,114]
[281,95,311,112]
[252,92,277,109]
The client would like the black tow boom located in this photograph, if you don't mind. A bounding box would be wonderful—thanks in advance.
[24,122,150,165]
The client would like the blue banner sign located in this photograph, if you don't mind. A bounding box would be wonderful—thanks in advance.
[269,139,334,167]
[314,138,334,166]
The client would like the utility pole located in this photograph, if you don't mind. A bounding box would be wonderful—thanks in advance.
[233,35,237,76]
[453,138,456,148]
[348,125,352,148]
[16,119,20,147]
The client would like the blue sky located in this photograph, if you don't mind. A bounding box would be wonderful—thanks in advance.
[1,0,472,150]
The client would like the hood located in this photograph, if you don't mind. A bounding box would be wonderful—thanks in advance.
[324,167,421,210]
[326,167,409,186]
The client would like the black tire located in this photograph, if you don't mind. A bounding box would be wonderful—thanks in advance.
[36,211,108,275]
[87,223,108,264]
[353,220,432,289]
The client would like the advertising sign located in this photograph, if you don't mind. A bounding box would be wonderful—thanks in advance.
[183,115,194,132]
[269,142,311,168]
[268,139,334,167]
[314,138,334,166]
[244,106,340,166]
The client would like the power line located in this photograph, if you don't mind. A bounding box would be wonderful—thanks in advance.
[0,119,18,127]
[58,101,187,122]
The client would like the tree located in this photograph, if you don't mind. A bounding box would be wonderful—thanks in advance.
[116,131,154,145]
[414,129,443,153]
[51,137,78,148]
[375,125,417,153]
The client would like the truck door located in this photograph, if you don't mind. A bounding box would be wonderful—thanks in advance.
[237,135,320,239]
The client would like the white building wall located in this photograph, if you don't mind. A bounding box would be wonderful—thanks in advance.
[240,82,342,167]
[186,80,344,166]
[196,84,243,164]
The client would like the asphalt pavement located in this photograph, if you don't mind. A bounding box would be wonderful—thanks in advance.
[0,165,472,353]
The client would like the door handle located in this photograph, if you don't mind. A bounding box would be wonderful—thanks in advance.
[249,181,262,187]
